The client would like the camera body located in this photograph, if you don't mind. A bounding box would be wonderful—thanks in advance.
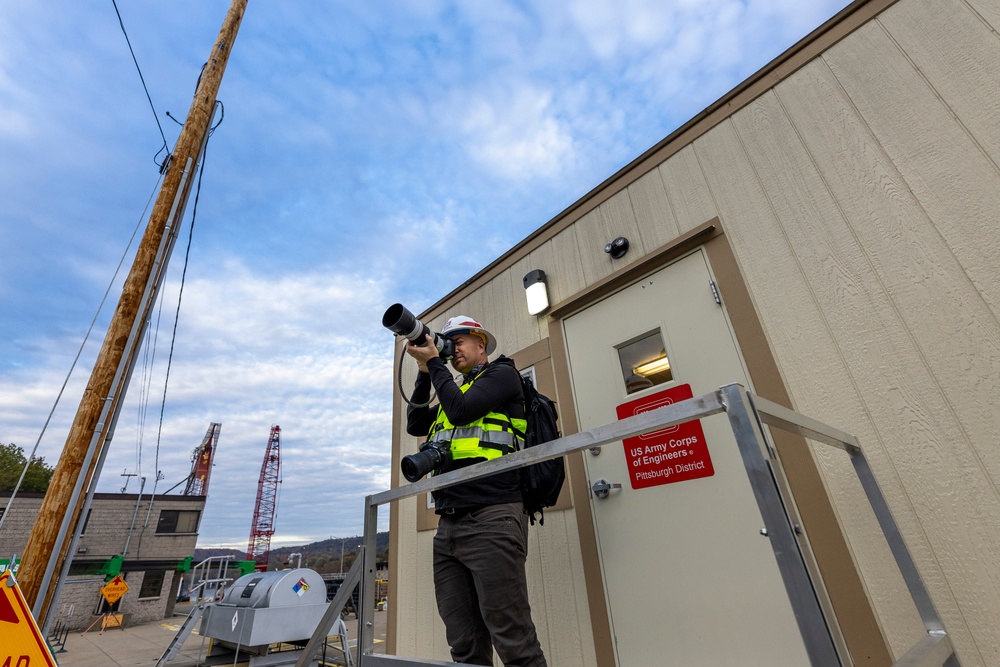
[382,303,454,359]
[400,440,452,483]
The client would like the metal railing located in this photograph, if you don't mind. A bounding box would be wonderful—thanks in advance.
[186,555,239,602]
[297,383,959,667]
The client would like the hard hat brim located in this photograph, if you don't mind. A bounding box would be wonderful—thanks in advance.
[443,329,496,355]
[441,316,497,355]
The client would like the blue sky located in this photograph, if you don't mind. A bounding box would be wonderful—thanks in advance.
[0,0,849,550]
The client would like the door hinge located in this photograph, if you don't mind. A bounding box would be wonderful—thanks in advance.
[709,280,721,305]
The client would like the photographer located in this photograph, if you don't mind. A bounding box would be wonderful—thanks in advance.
[405,315,547,667]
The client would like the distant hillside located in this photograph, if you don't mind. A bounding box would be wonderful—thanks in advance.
[195,532,389,573]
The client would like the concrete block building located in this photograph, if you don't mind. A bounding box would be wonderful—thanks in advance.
[0,491,204,630]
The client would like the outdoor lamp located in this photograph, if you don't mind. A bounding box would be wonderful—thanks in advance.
[604,236,630,259]
[523,269,549,316]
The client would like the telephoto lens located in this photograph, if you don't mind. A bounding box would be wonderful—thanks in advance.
[382,303,430,344]
[400,441,452,482]
[382,303,454,359]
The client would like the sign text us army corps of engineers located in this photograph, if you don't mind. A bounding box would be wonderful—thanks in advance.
[616,383,715,489]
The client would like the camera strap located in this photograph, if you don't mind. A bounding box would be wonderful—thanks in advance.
[396,344,436,408]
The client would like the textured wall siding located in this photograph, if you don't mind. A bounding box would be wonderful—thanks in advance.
[390,497,439,660]
[392,0,1000,664]
[685,0,999,663]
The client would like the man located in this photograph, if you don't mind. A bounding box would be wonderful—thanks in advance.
[405,315,547,667]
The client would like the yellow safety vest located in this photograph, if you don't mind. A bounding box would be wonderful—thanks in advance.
[427,370,526,462]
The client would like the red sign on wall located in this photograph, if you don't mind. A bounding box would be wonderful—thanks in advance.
[616,384,714,489]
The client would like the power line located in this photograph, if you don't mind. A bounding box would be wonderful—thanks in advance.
[153,100,221,481]
[110,0,171,170]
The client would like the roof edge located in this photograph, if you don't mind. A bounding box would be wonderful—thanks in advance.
[420,0,899,320]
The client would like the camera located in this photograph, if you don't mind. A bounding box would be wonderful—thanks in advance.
[382,303,454,359]
[401,440,452,482]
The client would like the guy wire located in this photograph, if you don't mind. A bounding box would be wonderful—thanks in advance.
[0,173,163,533]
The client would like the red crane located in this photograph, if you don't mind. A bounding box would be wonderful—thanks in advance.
[247,425,282,571]
[184,422,221,496]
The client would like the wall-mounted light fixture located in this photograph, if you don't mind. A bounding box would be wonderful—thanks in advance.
[605,236,630,259]
[523,269,549,316]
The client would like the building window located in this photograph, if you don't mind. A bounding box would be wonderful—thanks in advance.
[138,571,166,599]
[68,561,106,576]
[96,595,123,614]
[617,330,673,395]
[156,509,200,534]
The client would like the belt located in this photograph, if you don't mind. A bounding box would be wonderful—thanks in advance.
[438,506,480,518]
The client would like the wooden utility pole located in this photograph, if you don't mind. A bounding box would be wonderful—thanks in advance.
[18,0,248,619]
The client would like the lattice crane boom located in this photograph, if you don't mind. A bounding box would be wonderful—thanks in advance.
[247,424,281,570]
[184,422,221,496]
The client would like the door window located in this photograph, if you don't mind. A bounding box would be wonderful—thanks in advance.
[616,330,672,394]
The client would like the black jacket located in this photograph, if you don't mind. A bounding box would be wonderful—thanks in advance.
[406,355,524,511]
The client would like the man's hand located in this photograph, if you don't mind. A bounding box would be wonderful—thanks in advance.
[405,333,439,372]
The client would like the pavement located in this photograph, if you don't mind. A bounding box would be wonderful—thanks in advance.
[50,605,388,667]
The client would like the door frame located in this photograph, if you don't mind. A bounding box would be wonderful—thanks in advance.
[546,218,892,667]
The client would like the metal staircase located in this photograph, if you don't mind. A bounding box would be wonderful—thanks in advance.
[155,603,209,666]
[155,555,239,666]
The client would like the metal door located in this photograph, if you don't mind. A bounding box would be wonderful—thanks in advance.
[563,249,811,666]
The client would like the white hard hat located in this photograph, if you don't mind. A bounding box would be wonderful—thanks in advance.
[440,315,497,355]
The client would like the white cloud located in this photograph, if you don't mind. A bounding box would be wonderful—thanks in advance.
[458,85,576,180]
[0,259,397,541]
[566,0,660,58]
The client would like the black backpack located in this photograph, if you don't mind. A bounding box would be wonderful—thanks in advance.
[516,372,566,525]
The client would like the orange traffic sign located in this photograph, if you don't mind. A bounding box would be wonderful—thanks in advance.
[0,570,58,667]
[100,574,129,605]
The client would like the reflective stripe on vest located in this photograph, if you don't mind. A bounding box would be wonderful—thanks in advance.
[427,371,526,461]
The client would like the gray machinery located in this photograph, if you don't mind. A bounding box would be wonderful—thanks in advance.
[201,568,351,666]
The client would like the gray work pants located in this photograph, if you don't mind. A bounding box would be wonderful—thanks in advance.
[433,502,547,667]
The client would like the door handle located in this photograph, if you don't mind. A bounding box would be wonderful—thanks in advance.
[591,479,623,499]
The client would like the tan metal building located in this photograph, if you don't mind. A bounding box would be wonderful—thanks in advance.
[386,0,1000,664]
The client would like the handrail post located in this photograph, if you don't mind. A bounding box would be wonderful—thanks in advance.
[850,450,945,635]
[295,554,365,667]
[359,495,379,660]
[720,384,842,667]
